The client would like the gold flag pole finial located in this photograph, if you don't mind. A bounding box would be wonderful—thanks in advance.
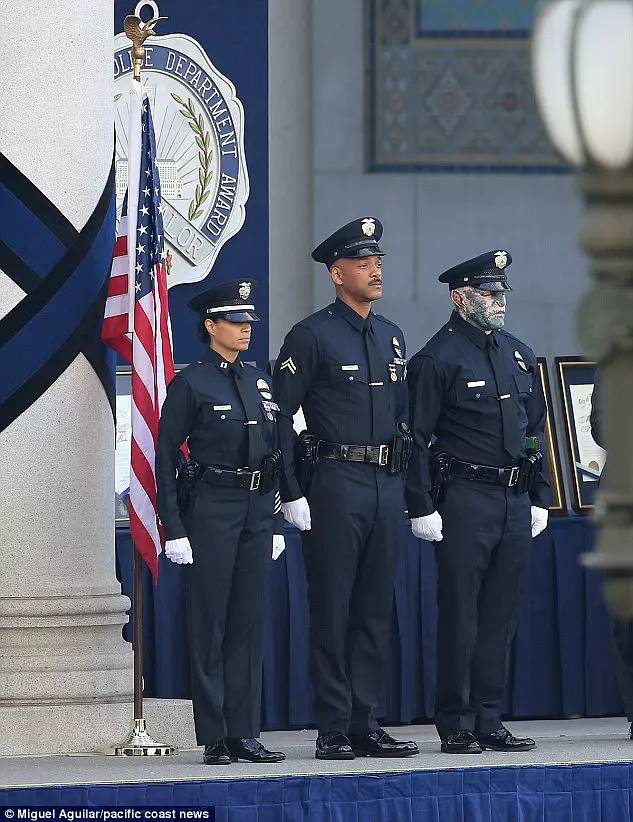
[124,2,167,81]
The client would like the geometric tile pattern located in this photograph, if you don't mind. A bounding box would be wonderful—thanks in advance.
[417,0,539,34]
[369,0,564,170]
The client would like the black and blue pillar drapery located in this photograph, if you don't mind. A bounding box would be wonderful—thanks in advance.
[0,153,117,431]
[116,517,624,726]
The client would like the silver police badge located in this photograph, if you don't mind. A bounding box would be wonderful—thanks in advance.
[361,218,376,237]
[239,281,251,300]
[494,251,508,270]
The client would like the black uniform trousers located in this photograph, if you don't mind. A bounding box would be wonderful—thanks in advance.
[434,478,532,738]
[302,460,405,736]
[183,483,274,744]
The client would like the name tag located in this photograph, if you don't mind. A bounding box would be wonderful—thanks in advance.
[213,405,232,411]
[467,381,486,388]
[341,364,359,371]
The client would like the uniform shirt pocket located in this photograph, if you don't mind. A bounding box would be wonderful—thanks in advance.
[513,373,533,396]
[455,380,497,402]
[203,404,246,423]
[328,363,369,385]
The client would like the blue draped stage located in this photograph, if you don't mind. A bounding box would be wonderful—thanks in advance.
[115,517,623,727]
[5,764,633,820]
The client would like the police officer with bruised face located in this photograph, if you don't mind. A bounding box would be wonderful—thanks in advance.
[156,279,286,766]
[273,218,418,761]
[405,251,551,754]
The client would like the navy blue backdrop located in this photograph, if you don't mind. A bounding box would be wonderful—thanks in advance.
[116,517,625,728]
[114,0,269,368]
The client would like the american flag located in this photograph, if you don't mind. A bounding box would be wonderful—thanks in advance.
[102,80,175,580]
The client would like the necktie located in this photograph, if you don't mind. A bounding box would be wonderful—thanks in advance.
[487,335,521,460]
[230,363,258,466]
[363,319,384,441]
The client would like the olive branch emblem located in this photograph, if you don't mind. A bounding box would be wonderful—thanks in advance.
[171,93,213,221]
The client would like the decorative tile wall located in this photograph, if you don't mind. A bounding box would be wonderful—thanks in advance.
[369,0,563,170]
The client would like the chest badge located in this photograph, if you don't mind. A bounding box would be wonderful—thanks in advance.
[256,377,273,400]
[514,350,528,372]
[391,336,403,359]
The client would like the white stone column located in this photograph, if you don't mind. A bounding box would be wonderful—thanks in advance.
[0,0,134,753]
[268,0,314,357]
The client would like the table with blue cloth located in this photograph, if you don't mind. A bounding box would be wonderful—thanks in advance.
[115,517,623,728]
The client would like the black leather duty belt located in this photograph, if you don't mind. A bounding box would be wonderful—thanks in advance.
[317,441,390,468]
[200,466,262,491]
[448,458,520,488]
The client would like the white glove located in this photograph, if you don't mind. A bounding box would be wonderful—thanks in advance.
[411,511,443,542]
[531,506,549,539]
[164,537,193,565]
[272,534,286,560]
[281,497,312,531]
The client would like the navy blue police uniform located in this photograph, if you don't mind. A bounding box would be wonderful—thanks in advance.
[156,280,284,763]
[405,251,551,750]
[273,218,418,759]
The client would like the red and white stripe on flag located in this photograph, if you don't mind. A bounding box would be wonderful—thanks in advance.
[102,78,176,581]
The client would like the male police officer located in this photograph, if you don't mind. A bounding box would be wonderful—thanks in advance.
[273,218,418,760]
[406,251,551,754]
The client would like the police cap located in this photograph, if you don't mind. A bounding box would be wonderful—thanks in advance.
[187,278,260,322]
[312,217,386,269]
[438,250,513,292]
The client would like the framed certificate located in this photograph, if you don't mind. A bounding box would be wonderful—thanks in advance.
[537,358,566,515]
[555,357,606,513]
[115,364,187,527]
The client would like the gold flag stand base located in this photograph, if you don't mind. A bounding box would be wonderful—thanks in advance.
[102,718,177,756]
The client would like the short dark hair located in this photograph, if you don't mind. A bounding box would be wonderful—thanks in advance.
[197,316,211,344]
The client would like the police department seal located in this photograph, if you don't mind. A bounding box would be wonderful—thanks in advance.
[114,8,249,288]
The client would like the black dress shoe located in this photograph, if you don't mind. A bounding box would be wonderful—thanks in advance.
[203,739,232,765]
[349,728,419,758]
[440,730,483,754]
[315,732,355,760]
[225,737,286,763]
[475,727,536,752]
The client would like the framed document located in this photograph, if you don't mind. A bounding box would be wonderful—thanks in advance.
[555,357,606,513]
[537,358,566,515]
[115,364,187,527]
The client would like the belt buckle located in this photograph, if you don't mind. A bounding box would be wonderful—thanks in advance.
[378,444,389,467]
[250,470,261,491]
[508,466,519,487]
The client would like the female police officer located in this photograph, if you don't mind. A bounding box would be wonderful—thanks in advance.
[156,279,286,766]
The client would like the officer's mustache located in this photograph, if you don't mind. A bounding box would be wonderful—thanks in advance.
[369,278,383,285]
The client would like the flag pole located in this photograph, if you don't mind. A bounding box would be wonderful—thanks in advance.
[102,3,175,757]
